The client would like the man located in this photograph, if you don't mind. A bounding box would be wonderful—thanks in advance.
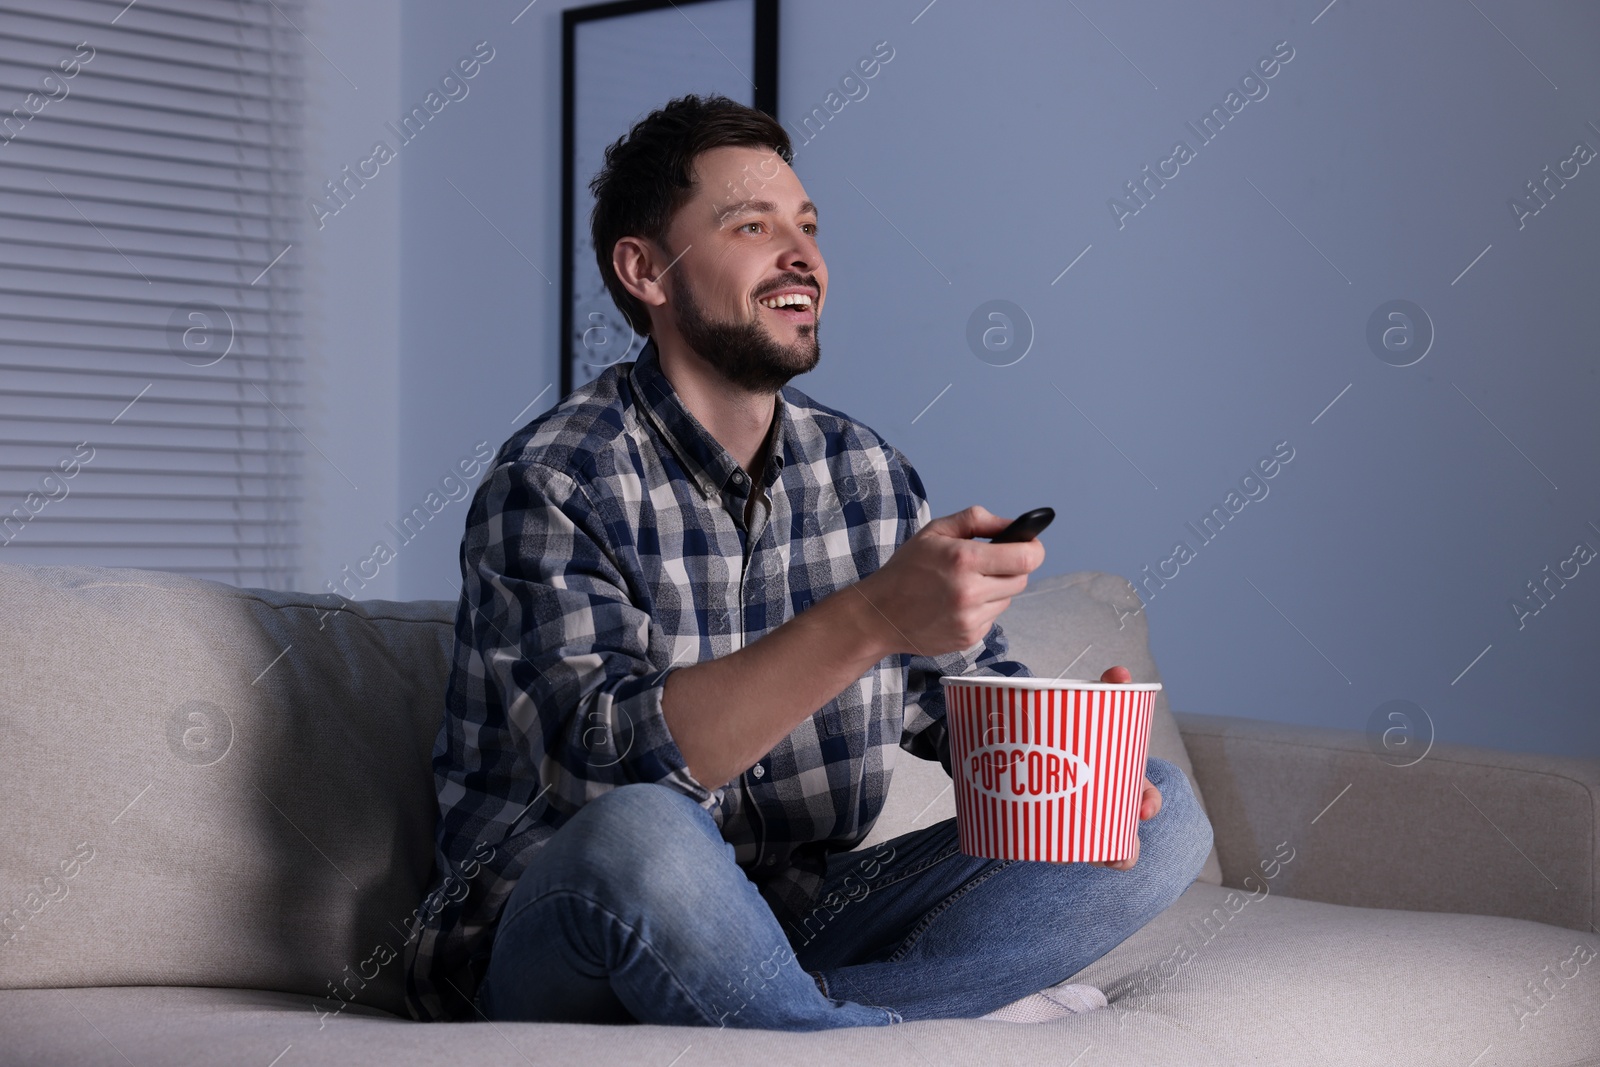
[404,93,1213,1029]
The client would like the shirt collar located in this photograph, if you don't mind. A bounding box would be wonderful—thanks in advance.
[627,336,789,501]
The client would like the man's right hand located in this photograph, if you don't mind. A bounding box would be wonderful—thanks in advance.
[853,505,1045,659]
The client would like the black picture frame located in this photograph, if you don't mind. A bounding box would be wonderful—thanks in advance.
[560,0,780,400]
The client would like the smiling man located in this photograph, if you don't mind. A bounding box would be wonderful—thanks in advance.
[403,93,1213,1029]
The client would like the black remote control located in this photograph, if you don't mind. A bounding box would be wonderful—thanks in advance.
[988,507,1055,543]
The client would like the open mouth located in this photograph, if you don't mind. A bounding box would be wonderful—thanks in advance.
[761,302,814,322]
[757,293,816,323]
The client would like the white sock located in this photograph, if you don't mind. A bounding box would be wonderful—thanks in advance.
[980,981,1107,1023]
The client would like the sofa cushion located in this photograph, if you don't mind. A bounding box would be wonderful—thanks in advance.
[0,564,454,1016]
[858,572,1223,886]
[4,885,1595,1064]
[1073,880,1600,1062]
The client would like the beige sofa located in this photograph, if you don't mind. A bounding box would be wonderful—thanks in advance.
[2,563,1597,1065]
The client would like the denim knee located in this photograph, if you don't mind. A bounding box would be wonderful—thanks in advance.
[527,782,726,912]
[1142,757,1215,885]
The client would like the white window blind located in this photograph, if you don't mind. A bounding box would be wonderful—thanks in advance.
[0,0,306,588]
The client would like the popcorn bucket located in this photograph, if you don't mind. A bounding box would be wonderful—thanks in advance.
[939,676,1162,863]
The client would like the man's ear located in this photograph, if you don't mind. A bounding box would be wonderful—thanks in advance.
[613,235,670,312]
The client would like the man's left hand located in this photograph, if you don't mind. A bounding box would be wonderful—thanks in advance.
[1086,665,1161,872]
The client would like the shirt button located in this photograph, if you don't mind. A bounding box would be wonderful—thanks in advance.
[752,763,765,778]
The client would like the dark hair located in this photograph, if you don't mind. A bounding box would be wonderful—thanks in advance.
[589,93,793,336]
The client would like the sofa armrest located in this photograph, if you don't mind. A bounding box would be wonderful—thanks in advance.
[1174,710,1599,934]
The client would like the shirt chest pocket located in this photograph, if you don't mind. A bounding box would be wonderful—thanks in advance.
[817,703,848,738]
[816,670,879,739]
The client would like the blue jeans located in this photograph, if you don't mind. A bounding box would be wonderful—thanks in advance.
[474,756,1212,1029]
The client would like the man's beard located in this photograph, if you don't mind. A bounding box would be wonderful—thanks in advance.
[669,272,820,393]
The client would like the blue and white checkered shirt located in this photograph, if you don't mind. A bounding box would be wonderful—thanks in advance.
[403,337,1032,1022]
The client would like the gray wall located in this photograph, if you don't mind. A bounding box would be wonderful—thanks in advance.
[298,0,403,601]
[389,0,1599,758]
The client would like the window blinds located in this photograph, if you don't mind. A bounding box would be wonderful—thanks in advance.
[0,0,307,589]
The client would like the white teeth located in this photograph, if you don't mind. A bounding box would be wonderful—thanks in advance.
[759,293,813,310]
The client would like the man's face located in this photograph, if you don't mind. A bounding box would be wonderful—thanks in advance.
[654,145,827,394]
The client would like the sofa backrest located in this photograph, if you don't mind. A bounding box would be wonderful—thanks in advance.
[0,563,1219,1017]
[0,564,455,1017]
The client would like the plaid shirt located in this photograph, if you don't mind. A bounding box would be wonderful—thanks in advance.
[403,337,1032,1022]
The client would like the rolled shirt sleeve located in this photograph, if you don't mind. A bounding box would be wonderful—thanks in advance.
[467,457,723,821]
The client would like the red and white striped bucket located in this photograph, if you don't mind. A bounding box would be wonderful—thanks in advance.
[939,676,1162,863]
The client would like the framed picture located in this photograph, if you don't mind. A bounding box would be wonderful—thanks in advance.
[561,0,779,398]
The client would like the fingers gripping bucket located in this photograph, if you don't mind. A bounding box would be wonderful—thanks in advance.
[939,676,1162,863]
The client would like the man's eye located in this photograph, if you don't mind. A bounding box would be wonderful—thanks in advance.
[739,221,819,236]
